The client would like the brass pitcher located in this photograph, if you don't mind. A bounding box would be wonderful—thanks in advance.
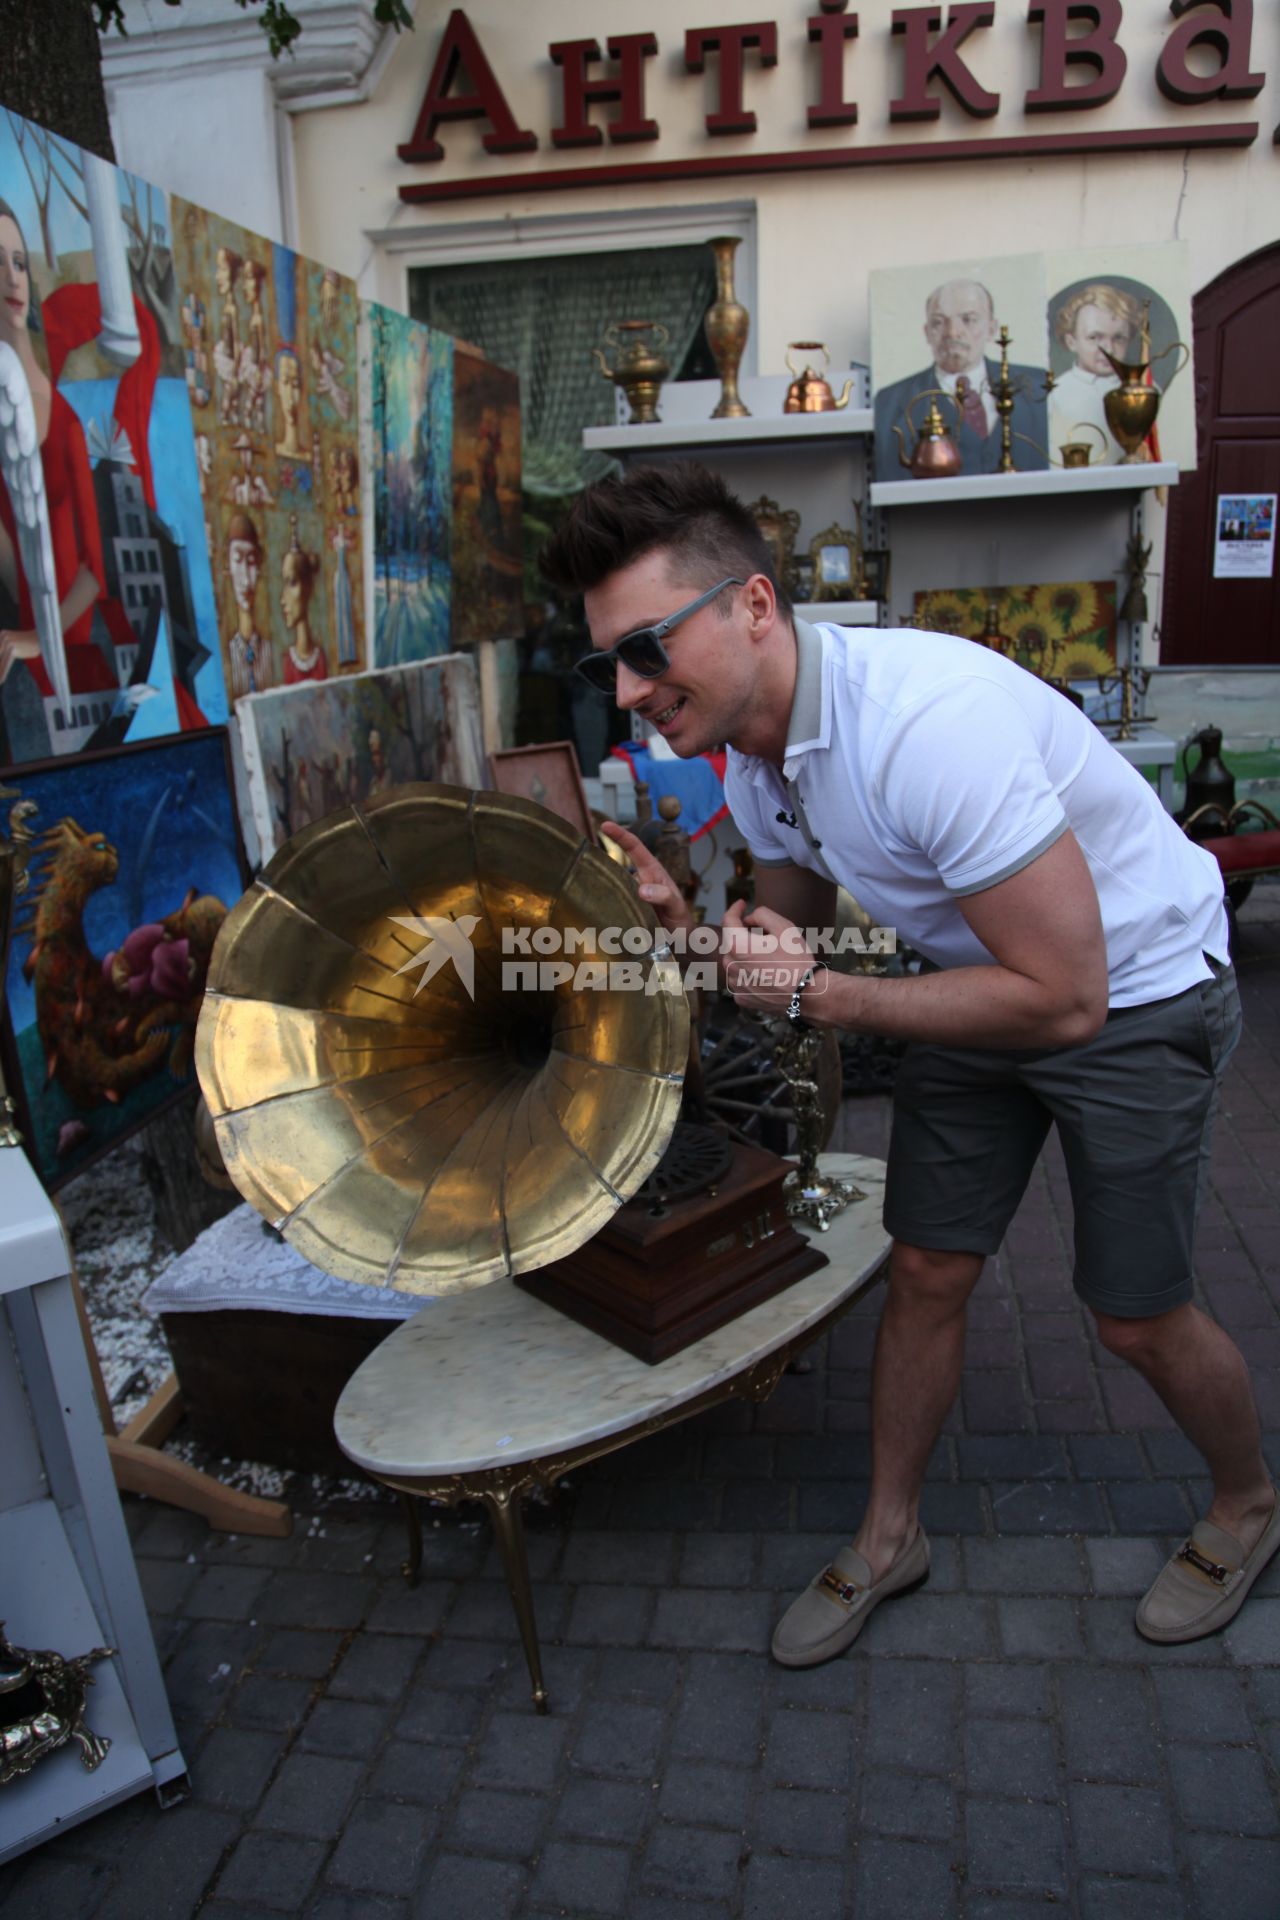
[783,343,856,414]
[893,391,963,480]
[594,320,671,425]
[1101,338,1189,461]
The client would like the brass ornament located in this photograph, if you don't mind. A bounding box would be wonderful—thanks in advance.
[195,784,688,1294]
[0,1625,114,1786]
[593,320,672,426]
[770,1021,865,1232]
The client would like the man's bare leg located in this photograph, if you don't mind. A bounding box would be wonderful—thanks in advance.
[1094,1303,1275,1548]
[853,1241,986,1581]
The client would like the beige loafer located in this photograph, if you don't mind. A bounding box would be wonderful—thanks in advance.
[771,1527,930,1669]
[1136,1489,1280,1644]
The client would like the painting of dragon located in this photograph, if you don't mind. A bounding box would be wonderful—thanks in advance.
[1,730,245,1186]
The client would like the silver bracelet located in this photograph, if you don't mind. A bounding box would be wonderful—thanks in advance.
[787,961,827,1023]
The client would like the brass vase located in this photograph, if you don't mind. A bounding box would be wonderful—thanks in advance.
[704,236,750,420]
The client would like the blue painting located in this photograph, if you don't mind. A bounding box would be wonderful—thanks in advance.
[2,730,245,1187]
[367,301,453,665]
[0,107,228,767]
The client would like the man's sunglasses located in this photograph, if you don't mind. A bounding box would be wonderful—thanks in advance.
[573,577,744,695]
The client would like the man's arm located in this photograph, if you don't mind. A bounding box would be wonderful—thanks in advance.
[730,830,1109,1051]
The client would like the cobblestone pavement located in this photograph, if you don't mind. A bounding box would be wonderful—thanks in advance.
[3,890,1279,1919]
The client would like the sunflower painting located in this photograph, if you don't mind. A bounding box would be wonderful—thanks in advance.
[914,582,1116,680]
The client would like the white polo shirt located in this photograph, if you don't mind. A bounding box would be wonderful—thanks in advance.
[724,620,1230,1008]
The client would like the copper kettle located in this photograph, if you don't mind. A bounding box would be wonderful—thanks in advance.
[893,391,963,479]
[783,342,856,414]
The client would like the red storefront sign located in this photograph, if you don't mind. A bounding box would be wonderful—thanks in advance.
[397,3,1267,204]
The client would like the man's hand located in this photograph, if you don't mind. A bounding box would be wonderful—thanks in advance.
[598,819,695,937]
[721,899,821,1017]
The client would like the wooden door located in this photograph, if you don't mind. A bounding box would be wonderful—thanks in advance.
[1163,243,1280,665]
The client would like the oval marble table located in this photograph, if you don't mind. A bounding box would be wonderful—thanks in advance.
[335,1153,889,1710]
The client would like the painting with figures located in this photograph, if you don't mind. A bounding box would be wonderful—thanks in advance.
[235,654,485,861]
[0,107,228,767]
[170,195,367,703]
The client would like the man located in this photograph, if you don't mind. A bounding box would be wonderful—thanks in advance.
[873,276,1048,482]
[1048,282,1147,465]
[542,462,1278,1668]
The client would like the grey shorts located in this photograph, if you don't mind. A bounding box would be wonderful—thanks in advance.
[883,962,1242,1319]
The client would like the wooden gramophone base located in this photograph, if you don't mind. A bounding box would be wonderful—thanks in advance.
[516,1140,828,1365]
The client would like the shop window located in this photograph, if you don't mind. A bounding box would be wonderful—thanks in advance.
[409,245,717,769]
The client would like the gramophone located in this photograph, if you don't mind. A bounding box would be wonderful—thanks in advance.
[196,784,826,1365]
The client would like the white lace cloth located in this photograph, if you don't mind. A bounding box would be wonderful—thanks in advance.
[142,1204,428,1322]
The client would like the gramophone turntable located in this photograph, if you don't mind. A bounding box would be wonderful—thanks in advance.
[196,783,827,1360]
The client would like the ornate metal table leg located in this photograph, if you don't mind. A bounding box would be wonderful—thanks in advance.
[484,1483,548,1714]
[398,1490,423,1588]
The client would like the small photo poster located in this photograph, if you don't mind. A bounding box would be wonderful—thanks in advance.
[1214,494,1277,579]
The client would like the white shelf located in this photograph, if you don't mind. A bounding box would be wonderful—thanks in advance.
[0,1501,155,1865]
[870,463,1179,508]
[0,1146,72,1295]
[584,408,874,454]
[794,601,879,624]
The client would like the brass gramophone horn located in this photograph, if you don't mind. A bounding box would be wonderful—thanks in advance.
[195,784,688,1294]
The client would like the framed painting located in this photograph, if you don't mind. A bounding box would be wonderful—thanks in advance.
[0,108,229,769]
[871,251,1050,485]
[488,741,594,842]
[236,653,486,860]
[363,300,454,666]
[913,581,1118,680]
[0,729,247,1189]
[450,347,524,647]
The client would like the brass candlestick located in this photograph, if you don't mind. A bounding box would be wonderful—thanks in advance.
[770,1018,864,1233]
[0,784,38,1149]
[1095,665,1153,742]
[986,327,1057,474]
[993,326,1018,474]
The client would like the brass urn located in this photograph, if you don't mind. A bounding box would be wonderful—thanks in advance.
[783,343,856,414]
[893,392,963,479]
[704,236,751,420]
[593,320,671,425]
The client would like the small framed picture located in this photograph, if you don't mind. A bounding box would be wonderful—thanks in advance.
[808,524,862,602]
[747,496,802,599]
[487,740,595,843]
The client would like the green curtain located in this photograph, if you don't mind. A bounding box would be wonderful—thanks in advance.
[409,245,716,499]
